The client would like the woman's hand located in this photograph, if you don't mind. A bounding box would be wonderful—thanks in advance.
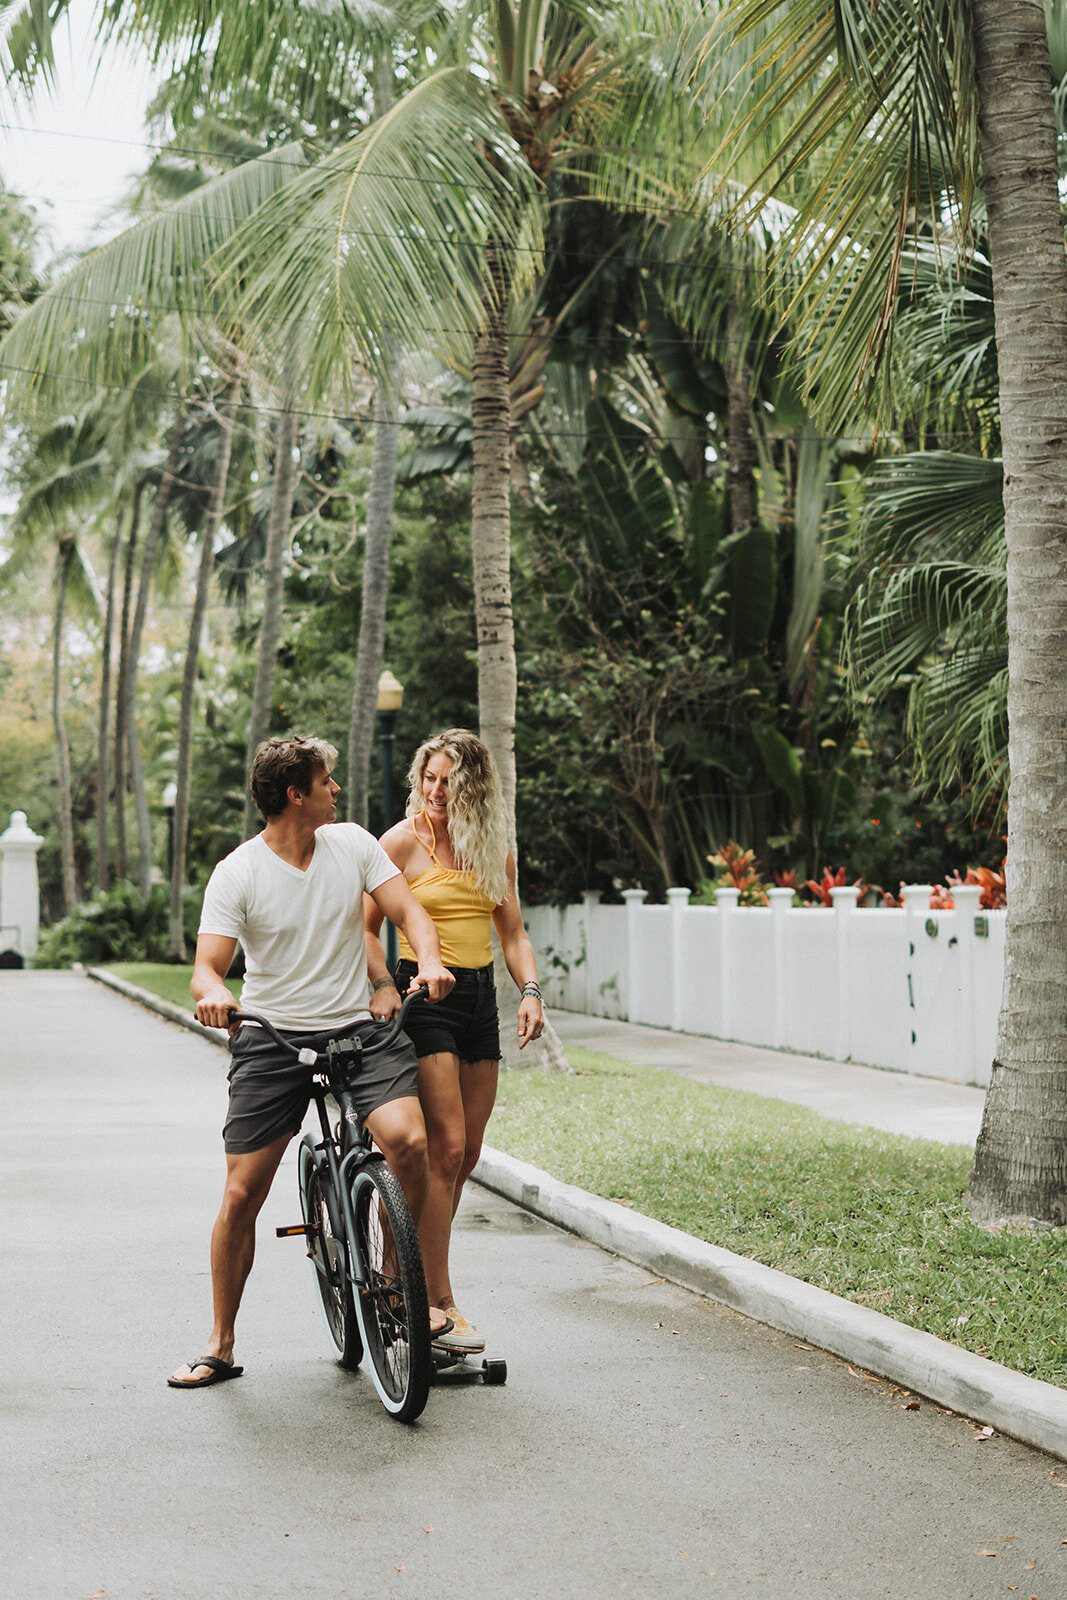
[517,995,544,1050]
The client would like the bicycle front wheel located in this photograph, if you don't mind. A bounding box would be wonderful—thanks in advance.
[349,1158,431,1421]
[298,1137,362,1370]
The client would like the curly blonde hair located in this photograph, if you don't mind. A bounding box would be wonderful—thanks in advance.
[405,729,510,905]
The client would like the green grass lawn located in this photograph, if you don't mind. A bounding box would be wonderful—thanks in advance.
[106,962,1064,1387]
[105,961,204,1012]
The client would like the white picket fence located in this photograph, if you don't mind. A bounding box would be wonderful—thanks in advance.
[527,884,1006,1087]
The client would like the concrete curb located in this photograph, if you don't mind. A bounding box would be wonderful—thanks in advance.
[87,965,224,1044]
[87,967,1067,1462]
[472,1148,1067,1462]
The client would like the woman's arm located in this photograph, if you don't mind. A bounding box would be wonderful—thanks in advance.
[492,854,544,1049]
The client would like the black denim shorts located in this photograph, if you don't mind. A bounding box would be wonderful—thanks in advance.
[223,1019,420,1154]
[394,961,501,1064]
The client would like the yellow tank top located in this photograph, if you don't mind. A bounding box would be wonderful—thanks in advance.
[395,813,496,968]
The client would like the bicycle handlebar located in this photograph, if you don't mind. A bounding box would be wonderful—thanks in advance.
[226,988,425,1068]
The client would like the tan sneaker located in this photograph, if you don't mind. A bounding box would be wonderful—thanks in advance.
[433,1305,485,1354]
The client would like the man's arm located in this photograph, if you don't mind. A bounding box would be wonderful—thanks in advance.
[369,874,454,1002]
[192,932,240,1030]
[363,891,401,1020]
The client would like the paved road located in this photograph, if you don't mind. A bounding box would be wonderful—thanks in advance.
[3,973,1065,1600]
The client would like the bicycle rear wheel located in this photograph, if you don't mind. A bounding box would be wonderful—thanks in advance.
[298,1137,362,1370]
[349,1158,431,1421]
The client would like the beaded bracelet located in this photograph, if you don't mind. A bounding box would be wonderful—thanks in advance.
[520,981,542,1001]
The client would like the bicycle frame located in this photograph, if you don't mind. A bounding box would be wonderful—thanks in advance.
[304,1070,374,1293]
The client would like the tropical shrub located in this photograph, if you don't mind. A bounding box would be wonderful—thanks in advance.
[34,880,201,967]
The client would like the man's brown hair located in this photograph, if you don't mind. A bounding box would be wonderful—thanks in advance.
[249,736,338,819]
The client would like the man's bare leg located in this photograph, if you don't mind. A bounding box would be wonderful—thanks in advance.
[169,1133,291,1384]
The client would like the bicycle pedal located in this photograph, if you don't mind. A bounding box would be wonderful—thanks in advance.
[276,1223,312,1238]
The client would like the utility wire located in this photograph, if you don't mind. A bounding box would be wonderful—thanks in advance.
[0,354,992,450]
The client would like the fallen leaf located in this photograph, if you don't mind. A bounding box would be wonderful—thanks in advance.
[904,1402,921,1411]
[1023,1563,1036,1570]
[424,1527,435,1534]
[395,1566,406,1573]
[793,1344,814,1352]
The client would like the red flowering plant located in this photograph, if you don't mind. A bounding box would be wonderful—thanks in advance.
[803,866,870,907]
[930,861,1007,911]
[694,841,769,906]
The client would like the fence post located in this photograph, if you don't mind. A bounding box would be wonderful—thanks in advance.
[621,888,648,1023]
[0,811,44,965]
[950,882,983,1084]
[901,884,933,1070]
[716,887,740,1038]
[830,884,861,1060]
[767,887,795,1049]
[581,890,600,1016]
[667,886,691,1032]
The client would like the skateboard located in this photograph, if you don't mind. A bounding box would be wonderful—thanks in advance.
[431,1341,507,1385]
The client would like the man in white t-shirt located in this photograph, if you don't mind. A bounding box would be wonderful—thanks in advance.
[168,735,455,1390]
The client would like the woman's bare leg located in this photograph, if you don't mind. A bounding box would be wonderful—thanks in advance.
[414,1049,465,1312]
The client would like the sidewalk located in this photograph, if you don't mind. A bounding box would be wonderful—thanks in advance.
[86,967,1067,1461]
[548,1010,987,1147]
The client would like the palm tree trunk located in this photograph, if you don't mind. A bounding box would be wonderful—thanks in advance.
[348,354,399,826]
[966,0,1067,1226]
[52,538,77,915]
[120,417,185,887]
[726,293,772,868]
[113,491,141,881]
[168,378,241,960]
[471,242,567,1071]
[348,62,400,830]
[96,495,133,891]
[471,241,517,825]
[242,383,298,838]
[128,670,154,898]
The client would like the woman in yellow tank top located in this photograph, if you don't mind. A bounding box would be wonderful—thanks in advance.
[365,729,543,1354]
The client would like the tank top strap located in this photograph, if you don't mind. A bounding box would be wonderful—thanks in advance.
[412,809,445,868]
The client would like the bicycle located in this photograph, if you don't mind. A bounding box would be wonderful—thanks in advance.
[228,992,432,1422]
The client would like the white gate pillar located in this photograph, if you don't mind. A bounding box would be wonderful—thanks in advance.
[0,811,44,964]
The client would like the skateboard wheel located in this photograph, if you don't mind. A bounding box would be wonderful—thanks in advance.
[482,1359,507,1385]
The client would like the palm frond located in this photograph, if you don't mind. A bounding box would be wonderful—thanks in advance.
[217,67,544,395]
[0,144,308,406]
[859,448,1004,566]
[703,0,979,428]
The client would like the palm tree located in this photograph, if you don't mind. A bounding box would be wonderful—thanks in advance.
[1,409,104,911]
[707,0,1067,1226]
[168,370,243,958]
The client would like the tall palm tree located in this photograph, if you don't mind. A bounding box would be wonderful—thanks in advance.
[708,0,1067,1226]
[1,409,104,911]
[168,370,242,959]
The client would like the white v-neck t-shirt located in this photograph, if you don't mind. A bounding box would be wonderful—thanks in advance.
[198,824,399,1030]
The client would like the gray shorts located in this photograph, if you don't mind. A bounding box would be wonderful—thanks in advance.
[223,1020,420,1155]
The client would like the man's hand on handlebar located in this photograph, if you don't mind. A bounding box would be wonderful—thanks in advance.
[195,985,241,1032]
[370,980,402,1023]
[407,959,454,1004]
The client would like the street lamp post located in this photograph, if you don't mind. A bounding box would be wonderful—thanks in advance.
[162,782,178,882]
[376,670,404,970]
